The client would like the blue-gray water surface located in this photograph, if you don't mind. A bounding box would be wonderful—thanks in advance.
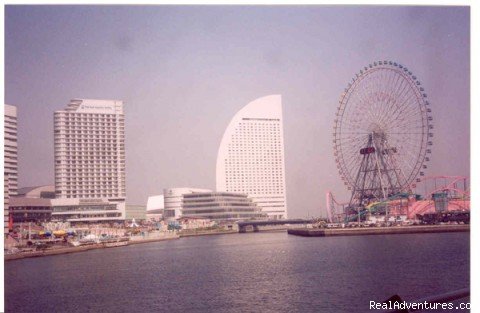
[5,232,469,312]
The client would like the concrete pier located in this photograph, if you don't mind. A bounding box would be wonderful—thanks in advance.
[287,224,469,237]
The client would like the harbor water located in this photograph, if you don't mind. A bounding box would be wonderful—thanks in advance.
[5,232,469,312]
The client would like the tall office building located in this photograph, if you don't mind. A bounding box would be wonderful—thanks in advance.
[53,99,126,221]
[216,95,288,219]
[4,104,18,235]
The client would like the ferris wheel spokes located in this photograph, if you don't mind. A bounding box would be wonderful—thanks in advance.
[333,61,433,210]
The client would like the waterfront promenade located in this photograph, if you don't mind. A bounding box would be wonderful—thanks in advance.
[5,231,179,261]
[4,228,244,261]
[287,224,469,237]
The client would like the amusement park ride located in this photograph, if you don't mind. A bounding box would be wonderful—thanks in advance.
[327,61,469,223]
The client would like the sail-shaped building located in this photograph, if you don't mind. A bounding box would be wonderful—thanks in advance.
[216,95,287,219]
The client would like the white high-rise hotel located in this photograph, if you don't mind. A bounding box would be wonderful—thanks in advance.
[4,104,18,235]
[53,99,126,221]
[216,95,287,219]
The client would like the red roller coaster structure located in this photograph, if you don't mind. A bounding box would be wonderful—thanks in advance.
[407,175,469,219]
[327,176,470,222]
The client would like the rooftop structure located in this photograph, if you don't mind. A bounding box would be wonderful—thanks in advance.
[16,185,56,199]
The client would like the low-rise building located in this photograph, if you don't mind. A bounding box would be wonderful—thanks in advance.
[9,186,55,223]
[182,192,267,221]
[50,198,124,223]
[10,186,126,224]
[9,197,52,223]
[163,187,212,220]
[17,185,56,199]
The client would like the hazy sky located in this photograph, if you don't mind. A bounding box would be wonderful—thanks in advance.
[5,5,470,218]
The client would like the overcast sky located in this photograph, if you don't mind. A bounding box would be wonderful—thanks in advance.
[5,5,470,218]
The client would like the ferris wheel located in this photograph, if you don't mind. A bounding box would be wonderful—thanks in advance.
[333,61,433,206]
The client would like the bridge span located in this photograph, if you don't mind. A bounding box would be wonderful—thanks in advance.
[237,219,314,233]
